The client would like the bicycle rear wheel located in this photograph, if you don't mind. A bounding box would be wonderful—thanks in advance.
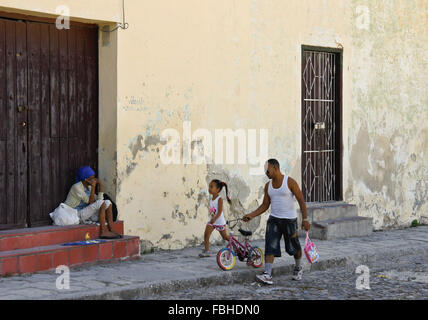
[217,248,236,271]
[249,246,264,268]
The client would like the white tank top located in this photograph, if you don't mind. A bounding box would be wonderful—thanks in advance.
[268,175,297,219]
[209,196,227,226]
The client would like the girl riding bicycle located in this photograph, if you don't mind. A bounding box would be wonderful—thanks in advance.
[199,180,232,258]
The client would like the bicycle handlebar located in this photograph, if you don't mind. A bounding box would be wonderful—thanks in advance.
[226,218,242,229]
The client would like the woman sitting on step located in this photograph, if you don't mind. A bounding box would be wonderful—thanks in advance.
[65,166,122,239]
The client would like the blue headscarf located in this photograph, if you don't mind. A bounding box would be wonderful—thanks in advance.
[76,166,95,183]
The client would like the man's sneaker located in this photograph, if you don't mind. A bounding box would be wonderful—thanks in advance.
[256,272,274,285]
[292,266,303,281]
[199,249,214,258]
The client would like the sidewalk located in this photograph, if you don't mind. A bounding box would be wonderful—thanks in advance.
[0,226,427,300]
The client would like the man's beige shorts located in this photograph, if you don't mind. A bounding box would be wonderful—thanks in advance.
[78,200,112,223]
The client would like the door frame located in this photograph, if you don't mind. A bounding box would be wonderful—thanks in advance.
[301,45,343,203]
[0,10,98,28]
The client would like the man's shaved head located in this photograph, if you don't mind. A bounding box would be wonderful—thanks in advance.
[265,159,281,179]
[267,159,280,168]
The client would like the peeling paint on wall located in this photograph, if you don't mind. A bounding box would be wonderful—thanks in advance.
[129,135,144,160]
[109,0,428,250]
[348,0,428,229]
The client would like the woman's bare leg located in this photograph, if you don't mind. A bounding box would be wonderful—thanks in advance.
[98,203,118,238]
[106,205,121,236]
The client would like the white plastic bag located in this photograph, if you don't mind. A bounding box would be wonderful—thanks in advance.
[49,203,80,226]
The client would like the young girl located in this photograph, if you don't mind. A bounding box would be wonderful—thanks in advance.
[199,179,232,258]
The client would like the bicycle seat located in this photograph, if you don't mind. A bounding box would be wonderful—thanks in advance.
[238,228,252,237]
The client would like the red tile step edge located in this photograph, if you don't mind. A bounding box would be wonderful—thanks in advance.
[0,235,140,276]
[0,221,124,251]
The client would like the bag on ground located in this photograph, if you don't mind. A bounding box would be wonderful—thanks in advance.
[304,231,319,264]
[49,203,80,226]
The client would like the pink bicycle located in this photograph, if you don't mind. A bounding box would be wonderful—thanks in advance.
[217,219,264,271]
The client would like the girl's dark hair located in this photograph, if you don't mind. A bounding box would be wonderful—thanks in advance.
[212,179,232,204]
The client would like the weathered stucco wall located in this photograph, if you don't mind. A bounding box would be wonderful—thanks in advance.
[0,0,426,249]
[115,0,355,249]
[347,0,428,229]
[115,0,427,249]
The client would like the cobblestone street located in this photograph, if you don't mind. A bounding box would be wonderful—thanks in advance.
[138,252,428,300]
[0,226,427,300]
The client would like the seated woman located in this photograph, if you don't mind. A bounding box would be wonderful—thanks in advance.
[65,166,121,239]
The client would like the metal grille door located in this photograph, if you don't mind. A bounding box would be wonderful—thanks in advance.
[301,47,342,203]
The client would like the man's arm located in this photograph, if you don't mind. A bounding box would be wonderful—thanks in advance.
[288,177,310,231]
[242,183,270,221]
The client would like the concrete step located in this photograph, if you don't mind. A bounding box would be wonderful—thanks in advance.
[301,216,373,240]
[297,201,358,223]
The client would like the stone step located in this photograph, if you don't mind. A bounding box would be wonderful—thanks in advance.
[0,235,140,276]
[297,201,358,223]
[300,216,373,240]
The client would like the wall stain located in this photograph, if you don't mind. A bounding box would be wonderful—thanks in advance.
[129,135,144,160]
[160,234,172,241]
[171,205,187,225]
[350,123,396,201]
[185,189,195,199]
[126,162,138,177]
[413,179,427,212]
[194,192,207,219]
[143,135,166,152]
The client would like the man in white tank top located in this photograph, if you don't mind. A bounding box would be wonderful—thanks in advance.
[243,159,310,285]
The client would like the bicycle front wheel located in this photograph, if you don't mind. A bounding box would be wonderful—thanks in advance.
[217,248,236,271]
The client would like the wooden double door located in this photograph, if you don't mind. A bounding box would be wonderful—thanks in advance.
[0,16,99,229]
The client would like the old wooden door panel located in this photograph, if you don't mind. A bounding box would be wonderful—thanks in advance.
[302,47,342,203]
[15,21,28,227]
[0,19,28,229]
[27,22,53,226]
[27,22,43,225]
[84,28,99,173]
[58,28,71,205]
[0,20,6,226]
[26,22,99,227]
[40,23,52,222]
